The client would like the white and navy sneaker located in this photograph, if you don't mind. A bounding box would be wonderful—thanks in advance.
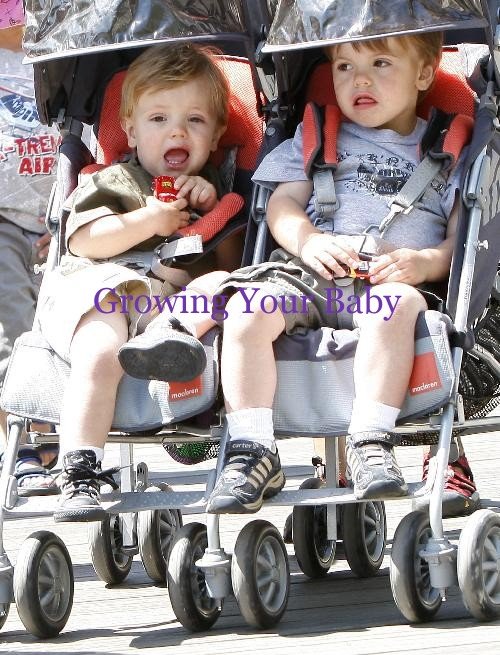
[206,440,285,513]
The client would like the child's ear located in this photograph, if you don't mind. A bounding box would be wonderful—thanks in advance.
[121,117,137,148]
[210,124,226,151]
[417,63,436,91]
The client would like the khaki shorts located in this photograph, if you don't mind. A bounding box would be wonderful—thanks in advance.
[216,248,365,333]
[37,257,179,362]
[216,248,437,333]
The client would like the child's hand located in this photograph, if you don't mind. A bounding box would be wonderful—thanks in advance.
[368,249,426,286]
[145,196,190,236]
[299,233,360,280]
[174,175,217,212]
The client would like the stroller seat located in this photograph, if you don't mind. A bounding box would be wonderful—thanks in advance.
[268,47,481,437]
[0,54,264,432]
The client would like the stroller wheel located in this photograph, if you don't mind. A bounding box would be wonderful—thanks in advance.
[167,522,222,631]
[232,519,290,629]
[389,510,442,622]
[342,501,386,577]
[292,477,336,578]
[88,515,134,584]
[458,509,500,621]
[0,602,9,632]
[138,484,183,582]
[13,530,73,638]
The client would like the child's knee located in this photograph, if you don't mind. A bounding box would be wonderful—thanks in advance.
[377,282,427,317]
[188,270,229,294]
[224,289,283,334]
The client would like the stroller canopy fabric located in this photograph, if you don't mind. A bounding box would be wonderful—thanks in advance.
[24,0,247,61]
[263,0,489,51]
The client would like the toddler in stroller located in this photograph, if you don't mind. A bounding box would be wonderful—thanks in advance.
[35,42,236,523]
[203,29,473,513]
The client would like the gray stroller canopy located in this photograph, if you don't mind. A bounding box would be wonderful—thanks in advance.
[24,0,248,61]
[263,0,490,51]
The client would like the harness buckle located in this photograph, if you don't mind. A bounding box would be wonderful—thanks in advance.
[379,202,413,236]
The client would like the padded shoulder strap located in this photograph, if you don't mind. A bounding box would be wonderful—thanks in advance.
[421,107,474,170]
[302,102,341,178]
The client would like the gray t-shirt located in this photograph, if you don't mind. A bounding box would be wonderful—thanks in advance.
[0,49,60,233]
[253,118,465,250]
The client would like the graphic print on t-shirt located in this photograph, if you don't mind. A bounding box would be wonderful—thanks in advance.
[337,151,447,198]
[0,72,59,175]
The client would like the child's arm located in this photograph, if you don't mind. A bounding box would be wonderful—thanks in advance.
[267,181,360,280]
[368,198,459,286]
[174,175,218,212]
[69,196,190,259]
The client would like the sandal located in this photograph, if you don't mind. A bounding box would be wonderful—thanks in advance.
[14,454,60,497]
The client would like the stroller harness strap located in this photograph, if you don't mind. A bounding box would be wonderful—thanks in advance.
[302,102,474,231]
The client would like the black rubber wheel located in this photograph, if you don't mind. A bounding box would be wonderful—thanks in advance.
[88,515,134,584]
[138,485,183,582]
[458,509,500,621]
[389,510,442,623]
[13,530,74,638]
[167,522,222,631]
[232,519,290,629]
[342,501,386,577]
[292,477,336,578]
[0,603,9,631]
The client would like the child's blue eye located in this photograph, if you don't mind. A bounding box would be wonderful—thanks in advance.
[189,116,205,124]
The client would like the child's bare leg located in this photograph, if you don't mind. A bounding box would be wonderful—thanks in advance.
[55,297,128,523]
[171,270,229,337]
[207,288,286,514]
[118,270,228,381]
[222,290,285,412]
[346,282,427,500]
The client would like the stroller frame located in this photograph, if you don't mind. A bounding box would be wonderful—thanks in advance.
[0,0,499,637]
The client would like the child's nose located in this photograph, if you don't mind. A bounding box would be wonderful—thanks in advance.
[169,121,187,137]
[354,71,371,87]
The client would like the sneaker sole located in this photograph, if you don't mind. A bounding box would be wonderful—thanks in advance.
[118,337,207,382]
[415,491,481,518]
[207,470,286,514]
[53,506,107,523]
[354,478,408,501]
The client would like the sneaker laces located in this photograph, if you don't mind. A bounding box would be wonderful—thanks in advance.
[348,441,402,481]
[220,452,256,481]
[60,463,119,500]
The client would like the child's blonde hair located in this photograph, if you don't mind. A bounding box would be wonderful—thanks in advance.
[120,43,230,128]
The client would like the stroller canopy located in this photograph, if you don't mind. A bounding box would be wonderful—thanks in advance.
[24,0,249,61]
[263,0,490,52]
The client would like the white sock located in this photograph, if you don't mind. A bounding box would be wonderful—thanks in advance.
[227,408,276,451]
[348,399,400,435]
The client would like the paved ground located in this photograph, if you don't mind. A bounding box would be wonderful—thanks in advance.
[0,431,499,655]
